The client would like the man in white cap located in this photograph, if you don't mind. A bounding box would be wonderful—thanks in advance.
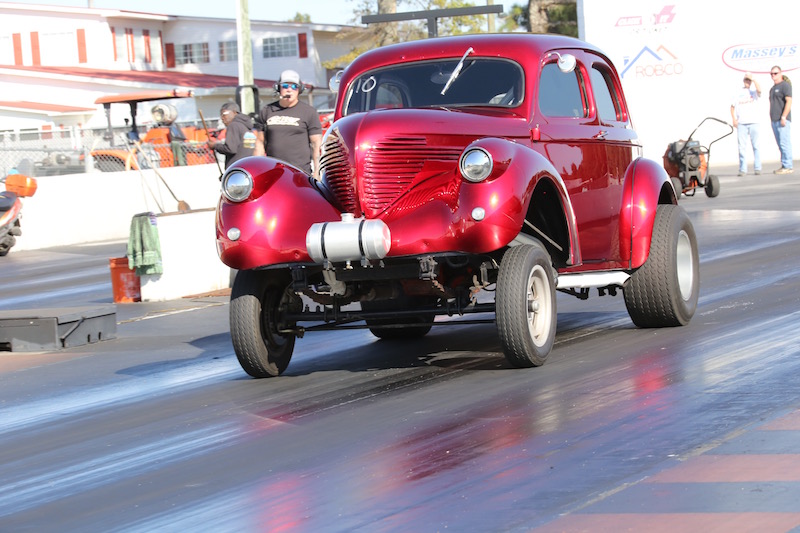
[254,69,322,179]
[730,71,762,176]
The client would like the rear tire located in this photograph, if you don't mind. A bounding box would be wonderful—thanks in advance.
[230,269,297,377]
[705,174,720,197]
[496,243,557,367]
[96,159,126,172]
[624,204,699,327]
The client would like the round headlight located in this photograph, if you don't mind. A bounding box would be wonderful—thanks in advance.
[459,148,493,183]
[222,169,253,202]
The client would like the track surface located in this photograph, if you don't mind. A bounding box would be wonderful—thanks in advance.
[1,168,799,532]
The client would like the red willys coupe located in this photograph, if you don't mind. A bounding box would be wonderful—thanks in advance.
[215,34,699,378]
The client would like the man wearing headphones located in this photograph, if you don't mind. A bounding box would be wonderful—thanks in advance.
[254,69,322,179]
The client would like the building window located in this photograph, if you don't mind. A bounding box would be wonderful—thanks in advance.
[261,35,297,58]
[219,40,238,62]
[176,43,209,65]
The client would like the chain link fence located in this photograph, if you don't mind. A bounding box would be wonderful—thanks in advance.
[1,120,221,177]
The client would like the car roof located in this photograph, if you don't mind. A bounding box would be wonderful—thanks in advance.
[347,33,605,72]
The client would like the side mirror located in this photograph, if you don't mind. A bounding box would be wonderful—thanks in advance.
[329,71,344,93]
[546,51,577,73]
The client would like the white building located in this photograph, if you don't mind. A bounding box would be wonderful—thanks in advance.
[0,2,363,133]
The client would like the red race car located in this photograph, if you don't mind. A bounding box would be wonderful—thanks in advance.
[216,34,698,378]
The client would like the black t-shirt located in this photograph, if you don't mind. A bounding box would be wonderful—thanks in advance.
[255,100,321,174]
[769,79,793,122]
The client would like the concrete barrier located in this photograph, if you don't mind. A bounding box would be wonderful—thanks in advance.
[13,164,233,300]
[138,209,232,301]
[14,163,223,251]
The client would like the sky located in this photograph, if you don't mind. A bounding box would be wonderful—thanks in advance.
[9,0,362,26]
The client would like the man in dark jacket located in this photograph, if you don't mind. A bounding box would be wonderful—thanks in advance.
[209,102,256,169]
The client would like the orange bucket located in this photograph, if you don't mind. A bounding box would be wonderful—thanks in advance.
[109,257,141,303]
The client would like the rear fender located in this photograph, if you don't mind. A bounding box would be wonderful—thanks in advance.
[620,157,677,268]
[216,156,341,270]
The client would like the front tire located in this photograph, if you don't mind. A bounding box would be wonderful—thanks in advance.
[705,174,720,198]
[624,204,699,327]
[230,269,298,377]
[496,243,557,368]
[0,235,14,256]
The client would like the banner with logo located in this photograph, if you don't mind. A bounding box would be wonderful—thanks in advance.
[579,0,798,168]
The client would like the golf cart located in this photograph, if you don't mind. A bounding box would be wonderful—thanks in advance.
[92,90,216,172]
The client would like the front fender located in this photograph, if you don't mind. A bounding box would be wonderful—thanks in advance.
[216,156,341,270]
[383,137,580,264]
[619,157,675,269]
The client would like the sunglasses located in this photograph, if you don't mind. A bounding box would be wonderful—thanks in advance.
[771,71,781,76]
[280,83,299,90]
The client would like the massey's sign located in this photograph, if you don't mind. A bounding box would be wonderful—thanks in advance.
[722,44,799,73]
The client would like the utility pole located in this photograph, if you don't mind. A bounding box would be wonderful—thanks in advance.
[236,0,256,116]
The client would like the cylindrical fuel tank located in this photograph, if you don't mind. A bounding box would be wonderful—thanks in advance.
[306,213,391,264]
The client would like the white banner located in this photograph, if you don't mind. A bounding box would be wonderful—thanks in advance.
[579,0,799,169]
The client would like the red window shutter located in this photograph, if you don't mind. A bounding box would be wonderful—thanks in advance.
[42,124,52,140]
[125,28,134,62]
[76,29,87,63]
[143,29,151,63]
[111,26,117,61]
[298,33,308,58]
[30,32,41,66]
[12,33,22,65]
[159,30,164,63]
[165,42,175,68]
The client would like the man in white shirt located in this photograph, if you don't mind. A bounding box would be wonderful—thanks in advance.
[730,72,762,176]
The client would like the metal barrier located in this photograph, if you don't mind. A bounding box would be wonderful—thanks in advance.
[0,121,220,177]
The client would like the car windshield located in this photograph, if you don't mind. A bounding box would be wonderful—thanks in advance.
[343,58,524,115]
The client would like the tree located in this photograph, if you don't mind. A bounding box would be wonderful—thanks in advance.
[526,0,577,36]
[324,0,543,70]
[500,3,528,32]
[290,12,311,23]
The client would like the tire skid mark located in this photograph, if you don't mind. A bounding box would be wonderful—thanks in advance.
[0,423,244,516]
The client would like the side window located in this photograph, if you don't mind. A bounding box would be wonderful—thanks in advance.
[538,62,587,118]
[590,66,621,122]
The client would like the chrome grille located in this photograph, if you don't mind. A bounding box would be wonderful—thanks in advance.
[321,133,462,216]
[320,132,358,214]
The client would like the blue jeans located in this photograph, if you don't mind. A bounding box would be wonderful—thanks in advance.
[737,123,761,172]
[771,120,793,169]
